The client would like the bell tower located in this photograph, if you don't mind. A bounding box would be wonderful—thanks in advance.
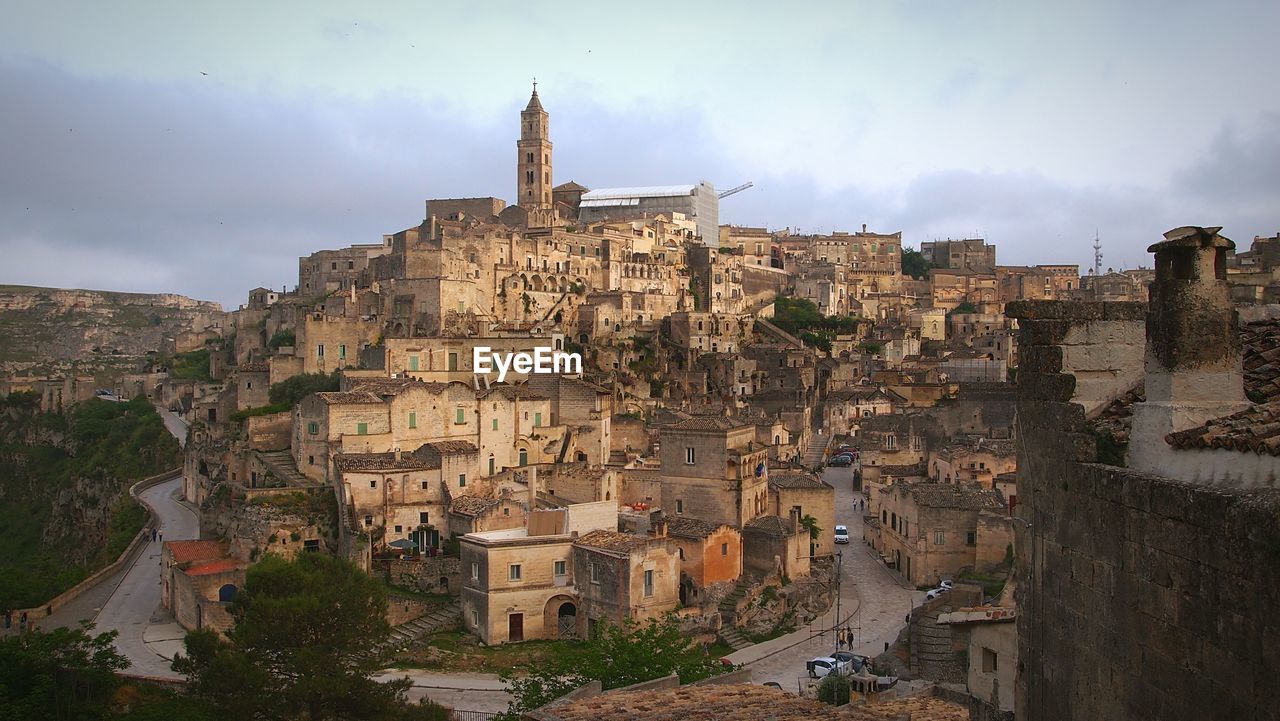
[517,81,552,211]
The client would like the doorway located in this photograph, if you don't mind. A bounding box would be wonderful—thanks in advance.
[509,613,524,642]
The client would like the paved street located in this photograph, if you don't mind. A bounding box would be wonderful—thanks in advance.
[92,475,199,678]
[727,464,921,691]
[378,670,512,714]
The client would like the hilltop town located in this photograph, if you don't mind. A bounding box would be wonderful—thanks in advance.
[5,86,1280,721]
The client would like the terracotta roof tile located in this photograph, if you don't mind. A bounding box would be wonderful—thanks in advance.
[450,495,503,517]
[664,516,725,539]
[902,482,1005,510]
[768,470,829,490]
[165,540,225,564]
[1165,400,1280,456]
[574,530,648,553]
[185,558,245,577]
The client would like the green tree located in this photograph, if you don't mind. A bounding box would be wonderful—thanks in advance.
[0,626,128,721]
[901,247,932,280]
[267,371,340,408]
[174,553,445,721]
[817,674,850,705]
[799,513,822,540]
[498,615,729,720]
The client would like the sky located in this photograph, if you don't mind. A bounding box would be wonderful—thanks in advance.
[2,1,1278,308]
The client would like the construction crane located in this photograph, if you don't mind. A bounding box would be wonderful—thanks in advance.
[717,182,753,200]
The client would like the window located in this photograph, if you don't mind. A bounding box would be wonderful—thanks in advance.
[317,344,325,358]
[534,412,542,427]
[364,515,373,526]
[471,562,479,580]
[676,499,683,514]
[966,531,977,546]
[643,569,654,597]
[554,560,567,576]
[509,564,522,581]
[339,344,346,360]
[721,542,728,556]
[409,355,419,371]
[458,473,466,488]
[934,531,945,545]
[519,449,528,466]
[370,480,377,488]
[590,563,600,584]
[408,412,416,429]
[982,648,998,673]
[307,422,319,435]
[420,512,429,523]
[503,507,510,516]
[456,408,466,424]
[357,422,368,435]
[308,456,314,465]
[488,456,496,475]
[448,352,458,371]
[394,525,402,533]
[471,608,479,627]
[885,435,897,450]
[685,447,696,465]
[420,480,428,490]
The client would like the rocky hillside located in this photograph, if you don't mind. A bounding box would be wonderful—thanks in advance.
[0,285,226,375]
[0,393,181,608]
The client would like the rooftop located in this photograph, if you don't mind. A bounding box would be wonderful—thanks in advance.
[664,516,725,540]
[903,482,1006,510]
[574,529,648,553]
[539,683,967,721]
[450,495,504,518]
[768,470,829,490]
[1165,401,1280,456]
[166,540,225,564]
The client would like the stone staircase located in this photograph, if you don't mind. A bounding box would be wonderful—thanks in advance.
[719,626,751,651]
[366,602,461,660]
[754,317,806,349]
[717,575,758,626]
[802,431,828,468]
[255,449,312,487]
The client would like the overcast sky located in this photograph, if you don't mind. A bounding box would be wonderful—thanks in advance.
[3,1,1278,308]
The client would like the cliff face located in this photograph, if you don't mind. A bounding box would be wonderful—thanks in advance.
[0,285,226,374]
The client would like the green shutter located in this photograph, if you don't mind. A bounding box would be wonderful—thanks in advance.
[357,423,368,435]
[408,412,416,429]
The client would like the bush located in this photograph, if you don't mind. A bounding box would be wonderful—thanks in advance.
[817,674,850,705]
[267,329,296,349]
[268,371,340,407]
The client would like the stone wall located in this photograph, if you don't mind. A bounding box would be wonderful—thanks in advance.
[378,556,461,596]
[1008,300,1280,721]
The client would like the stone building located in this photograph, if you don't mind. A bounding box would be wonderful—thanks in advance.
[922,238,996,272]
[1007,226,1280,721]
[766,469,836,558]
[662,516,743,603]
[571,529,680,632]
[869,482,1010,586]
[459,500,616,644]
[161,540,246,636]
[657,416,770,528]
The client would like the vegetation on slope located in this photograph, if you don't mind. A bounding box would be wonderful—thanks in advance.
[0,393,180,608]
[770,296,864,352]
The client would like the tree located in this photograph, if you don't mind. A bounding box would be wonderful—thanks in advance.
[498,615,729,720]
[901,248,932,280]
[799,513,822,540]
[817,674,850,705]
[268,371,340,408]
[0,626,128,721]
[174,553,444,721]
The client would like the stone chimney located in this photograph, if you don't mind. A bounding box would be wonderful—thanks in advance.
[1128,226,1249,475]
[526,465,539,510]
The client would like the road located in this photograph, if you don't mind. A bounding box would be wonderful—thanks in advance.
[728,464,921,690]
[92,474,199,678]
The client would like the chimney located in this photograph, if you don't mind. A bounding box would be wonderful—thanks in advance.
[1128,226,1249,476]
[526,465,539,510]
[862,223,867,233]
[394,447,402,462]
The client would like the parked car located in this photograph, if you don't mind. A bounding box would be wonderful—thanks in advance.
[831,651,869,673]
[827,456,852,467]
[834,525,849,544]
[925,586,950,600]
[806,656,850,678]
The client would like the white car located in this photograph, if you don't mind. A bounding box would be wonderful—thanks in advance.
[806,656,850,678]
[834,524,849,544]
[924,580,954,600]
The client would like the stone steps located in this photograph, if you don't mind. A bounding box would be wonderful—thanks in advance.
[720,627,751,651]
[256,450,312,487]
[362,602,461,660]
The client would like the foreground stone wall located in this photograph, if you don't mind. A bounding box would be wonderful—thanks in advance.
[1009,300,1280,721]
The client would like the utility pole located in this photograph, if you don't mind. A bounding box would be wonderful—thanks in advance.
[833,550,843,646]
